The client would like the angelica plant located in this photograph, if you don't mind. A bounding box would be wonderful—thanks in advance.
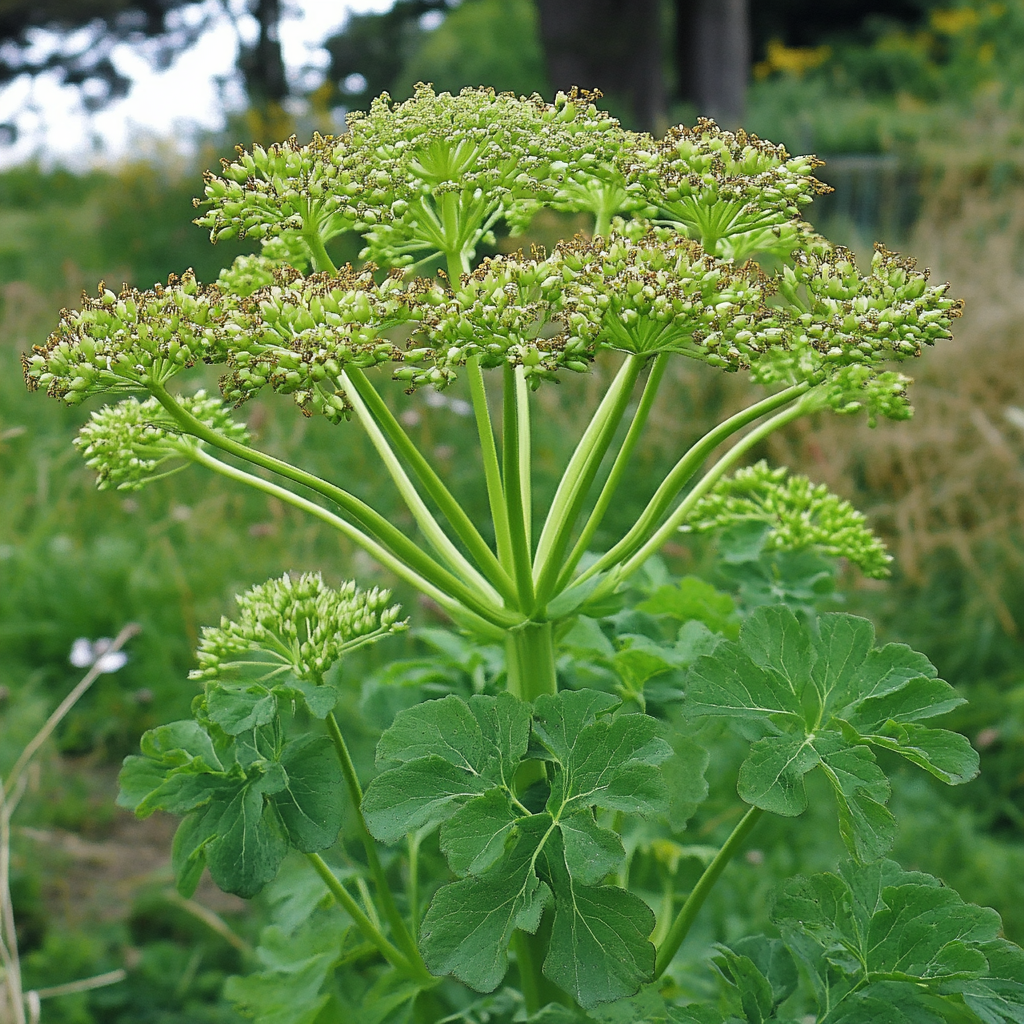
[24,85,1023,1022]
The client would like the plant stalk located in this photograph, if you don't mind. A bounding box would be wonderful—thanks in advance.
[467,356,514,573]
[512,930,545,1016]
[503,364,536,613]
[616,393,816,582]
[576,384,810,586]
[188,449,508,640]
[152,387,518,629]
[505,621,558,702]
[343,366,517,604]
[326,713,423,968]
[303,229,338,275]
[654,806,764,978]
[339,368,503,604]
[306,853,430,983]
[533,355,643,608]
[557,352,669,590]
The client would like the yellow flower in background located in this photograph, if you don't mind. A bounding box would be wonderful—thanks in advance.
[754,39,831,81]
[931,7,980,34]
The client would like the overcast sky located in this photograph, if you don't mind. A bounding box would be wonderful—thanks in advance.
[0,0,394,168]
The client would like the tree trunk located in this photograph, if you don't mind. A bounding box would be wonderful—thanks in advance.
[242,0,287,105]
[535,0,666,134]
[676,0,749,125]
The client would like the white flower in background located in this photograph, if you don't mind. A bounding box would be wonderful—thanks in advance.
[69,637,128,673]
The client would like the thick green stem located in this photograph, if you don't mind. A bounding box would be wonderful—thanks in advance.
[534,357,637,571]
[557,352,669,591]
[576,384,809,587]
[516,366,533,546]
[513,930,545,1016]
[343,366,517,605]
[407,832,421,942]
[533,355,643,608]
[445,249,469,283]
[655,806,764,978]
[615,394,816,582]
[467,357,514,574]
[303,230,338,275]
[306,853,429,982]
[340,368,501,604]
[326,713,422,968]
[503,364,536,613]
[188,449,506,641]
[152,385,518,630]
[505,621,557,702]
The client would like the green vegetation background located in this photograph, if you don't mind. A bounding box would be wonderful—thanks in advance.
[1,2,1023,1020]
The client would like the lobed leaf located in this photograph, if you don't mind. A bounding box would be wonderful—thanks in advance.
[684,606,978,859]
[366,688,671,1006]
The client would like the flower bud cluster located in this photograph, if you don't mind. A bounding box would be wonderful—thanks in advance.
[751,243,963,420]
[400,248,599,389]
[74,391,248,491]
[349,85,629,266]
[560,232,787,367]
[22,272,224,404]
[219,265,412,422]
[194,133,367,250]
[628,119,831,261]
[216,253,280,298]
[190,573,406,683]
[685,460,891,577]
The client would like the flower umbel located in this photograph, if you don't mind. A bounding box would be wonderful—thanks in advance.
[191,573,407,684]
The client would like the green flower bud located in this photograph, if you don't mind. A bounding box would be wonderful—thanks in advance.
[684,460,891,577]
[75,391,248,491]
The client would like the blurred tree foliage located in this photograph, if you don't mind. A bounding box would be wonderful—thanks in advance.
[0,0,286,137]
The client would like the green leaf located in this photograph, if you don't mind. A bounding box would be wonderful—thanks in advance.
[134,766,231,819]
[440,789,519,876]
[547,710,671,818]
[684,607,980,859]
[139,719,223,769]
[206,682,279,735]
[559,812,624,885]
[816,741,895,862]
[375,694,493,771]
[370,689,668,1002]
[283,680,340,719]
[171,802,220,898]
[737,734,819,815]
[772,860,1003,994]
[861,723,979,785]
[952,940,1024,1024]
[685,641,803,723]
[820,980,951,1024]
[612,643,677,695]
[740,604,814,687]
[274,735,345,852]
[224,914,349,1024]
[661,730,710,832]
[846,674,962,728]
[811,613,876,710]
[729,936,798,1008]
[116,755,175,812]
[635,576,738,637]
[532,689,619,762]
[205,784,289,898]
[711,946,774,1024]
[420,815,553,993]
[540,830,656,1009]
[363,755,493,844]
[469,692,534,787]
